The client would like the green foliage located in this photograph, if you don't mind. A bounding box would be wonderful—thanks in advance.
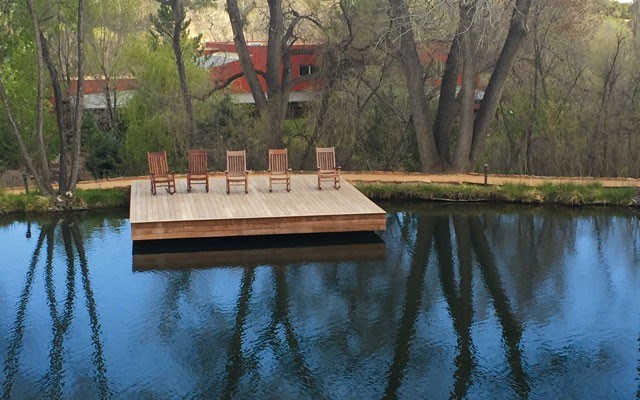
[149,1,201,54]
[119,39,204,174]
[0,187,129,215]
[193,95,256,170]
[83,114,122,178]
[0,1,57,171]
[0,192,53,214]
[75,187,129,209]
[596,0,632,19]
[117,34,260,174]
[84,0,144,76]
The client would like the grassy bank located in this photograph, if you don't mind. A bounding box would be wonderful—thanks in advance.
[0,181,637,215]
[355,182,638,207]
[0,187,130,215]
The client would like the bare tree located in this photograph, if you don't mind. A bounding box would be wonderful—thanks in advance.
[226,0,320,148]
[388,0,533,172]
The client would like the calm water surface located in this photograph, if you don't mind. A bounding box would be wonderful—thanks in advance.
[0,204,639,399]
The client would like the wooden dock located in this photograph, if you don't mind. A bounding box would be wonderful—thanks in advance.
[130,174,387,241]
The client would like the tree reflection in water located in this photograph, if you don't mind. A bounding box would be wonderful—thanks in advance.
[381,210,529,399]
[0,206,638,398]
[468,216,529,397]
[2,222,48,400]
[383,217,436,400]
[218,266,325,400]
[436,216,474,399]
[220,267,255,399]
[1,216,110,400]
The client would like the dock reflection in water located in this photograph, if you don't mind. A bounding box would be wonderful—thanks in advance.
[132,232,386,270]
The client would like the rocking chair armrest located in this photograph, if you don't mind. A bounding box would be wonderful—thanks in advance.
[267,168,271,173]
[336,166,342,171]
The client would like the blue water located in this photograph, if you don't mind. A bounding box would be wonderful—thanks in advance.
[0,204,638,399]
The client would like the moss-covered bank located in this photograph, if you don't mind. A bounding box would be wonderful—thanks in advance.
[355,182,638,207]
[0,187,130,215]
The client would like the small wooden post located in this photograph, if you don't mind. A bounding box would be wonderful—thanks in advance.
[483,164,488,186]
[22,173,29,194]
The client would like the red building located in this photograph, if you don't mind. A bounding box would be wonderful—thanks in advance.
[202,41,321,103]
[67,77,136,110]
[74,41,482,109]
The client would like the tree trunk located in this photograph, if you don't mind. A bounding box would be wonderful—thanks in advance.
[451,0,478,172]
[40,33,68,192]
[266,0,283,98]
[433,33,460,164]
[26,0,54,194]
[388,0,443,172]
[632,0,639,42]
[101,70,116,132]
[68,0,85,192]
[226,0,268,110]
[469,0,532,166]
[170,0,196,148]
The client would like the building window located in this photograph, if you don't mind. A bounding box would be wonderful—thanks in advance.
[299,65,319,76]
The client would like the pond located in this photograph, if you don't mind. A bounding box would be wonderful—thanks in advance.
[0,204,638,399]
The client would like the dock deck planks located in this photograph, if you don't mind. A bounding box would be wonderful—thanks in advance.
[130,174,387,240]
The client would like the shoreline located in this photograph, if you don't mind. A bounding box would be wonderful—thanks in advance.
[1,173,639,215]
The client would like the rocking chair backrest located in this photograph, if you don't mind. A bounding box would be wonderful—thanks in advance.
[148,151,169,176]
[269,148,288,174]
[227,150,247,176]
[316,147,336,172]
[188,150,208,174]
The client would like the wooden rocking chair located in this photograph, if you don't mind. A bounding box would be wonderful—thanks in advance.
[147,151,176,195]
[316,147,341,190]
[186,150,209,192]
[268,148,291,192]
[225,150,249,194]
